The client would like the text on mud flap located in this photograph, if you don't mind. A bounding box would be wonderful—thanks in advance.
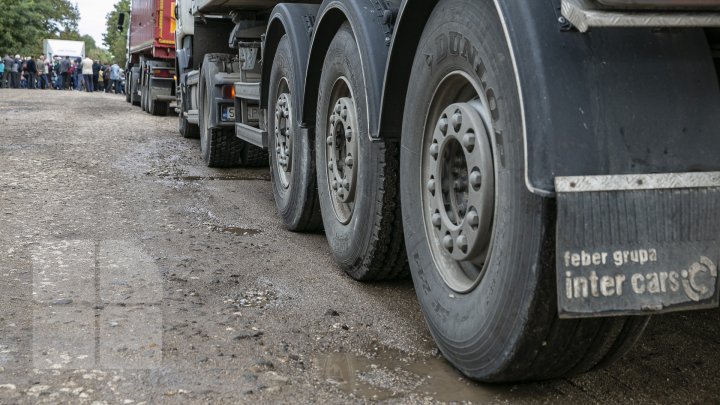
[562,249,718,302]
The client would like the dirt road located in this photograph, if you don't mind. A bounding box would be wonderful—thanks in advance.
[0,89,718,403]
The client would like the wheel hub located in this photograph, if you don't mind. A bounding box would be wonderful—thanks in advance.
[326,96,359,222]
[426,102,494,262]
[274,92,293,188]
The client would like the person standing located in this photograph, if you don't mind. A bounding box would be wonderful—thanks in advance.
[92,60,100,91]
[60,56,71,90]
[42,56,51,89]
[11,56,20,88]
[82,56,94,92]
[110,62,121,94]
[26,56,37,89]
[0,61,4,88]
[2,55,12,88]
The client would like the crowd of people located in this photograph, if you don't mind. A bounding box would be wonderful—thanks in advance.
[0,54,124,93]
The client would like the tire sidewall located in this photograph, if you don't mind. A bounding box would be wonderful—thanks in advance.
[199,63,212,163]
[268,36,313,228]
[400,0,546,379]
[316,24,382,273]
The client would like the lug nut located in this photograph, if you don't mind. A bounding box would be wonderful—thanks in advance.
[343,179,351,190]
[331,180,338,190]
[463,133,476,151]
[345,129,352,142]
[429,143,439,159]
[341,110,348,120]
[328,161,334,170]
[470,170,482,189]
[466,210,479,228]
[427,179,436,195]
[442,235,454,251]
[438,118,448,135]
[327,136,334,146]
[345,155,354,168]
[431,213,442,228]
[456,235,468,252]
[335,103,342,113]
[452,112,462,130]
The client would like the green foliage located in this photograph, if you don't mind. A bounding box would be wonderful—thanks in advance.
[103,0,130,66]
[0,0,81,56]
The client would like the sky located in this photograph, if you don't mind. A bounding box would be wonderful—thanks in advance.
[75,0,117,47]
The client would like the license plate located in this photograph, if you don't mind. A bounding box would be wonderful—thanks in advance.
[222,105,235,121]
[555,173,720,318]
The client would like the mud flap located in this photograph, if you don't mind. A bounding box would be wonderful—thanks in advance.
[555,173,720,318]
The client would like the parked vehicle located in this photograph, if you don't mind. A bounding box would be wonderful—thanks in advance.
[175,0,720,381]
[122,0,177,116]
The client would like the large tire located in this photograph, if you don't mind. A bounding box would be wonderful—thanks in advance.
[268,35,322,231]
[239,143,269,168]
[150,100,169,116]
[131,68,141,106]
[400,0,649,382]
[179,114,199,139]
[198,55,244,168]
[315,23,407,280]
[141,70,149,112]
[125,70,132,103]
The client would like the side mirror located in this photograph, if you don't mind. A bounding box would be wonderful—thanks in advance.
[117,13,126,32]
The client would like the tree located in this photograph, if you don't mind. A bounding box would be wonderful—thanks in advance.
[103,0,130,66]
[0,0,81,56]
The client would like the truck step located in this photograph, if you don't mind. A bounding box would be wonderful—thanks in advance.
[235,122,267,149]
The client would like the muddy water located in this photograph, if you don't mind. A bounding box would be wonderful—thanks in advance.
[317,346,540,402]
[212,226,262,236]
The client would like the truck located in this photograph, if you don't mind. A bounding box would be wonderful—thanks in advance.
[123,0,177,116]
[175,0,720,382]
[43,39,85,60]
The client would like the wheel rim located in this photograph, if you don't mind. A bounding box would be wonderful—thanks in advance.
[274,78,293,189]
[325,77,358,225]
[422,71,496,294]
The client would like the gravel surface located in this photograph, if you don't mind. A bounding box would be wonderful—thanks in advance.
[0,89,719,404]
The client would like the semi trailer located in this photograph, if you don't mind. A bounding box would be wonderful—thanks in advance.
[123,0,177,116]
[175,0,720,382]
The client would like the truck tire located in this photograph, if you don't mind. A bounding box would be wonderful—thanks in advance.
[315,23,407,280]
[150,100,169,117]
[179,115,199,139]
[268,35,322,231]
[400,0,649,382]
[125,70,132,103]
[131,68,141,106]
[198,55,243,168]
[141,70,149,112]
[239,144,269,168]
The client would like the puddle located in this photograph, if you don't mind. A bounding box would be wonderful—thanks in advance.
[317,347,543,403]
[175,174,269,182]
[212,226,261,236]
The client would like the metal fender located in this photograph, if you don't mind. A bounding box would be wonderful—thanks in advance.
[302,0,398,138]
[381,0,720,195]
[261,3,320,123]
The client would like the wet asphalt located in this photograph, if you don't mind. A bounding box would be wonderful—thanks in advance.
[0,89,719,404]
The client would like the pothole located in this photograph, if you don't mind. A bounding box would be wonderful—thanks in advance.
[211,226,261,236]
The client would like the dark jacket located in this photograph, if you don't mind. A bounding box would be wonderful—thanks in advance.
[60,58,70,74]
[27,59,36,74]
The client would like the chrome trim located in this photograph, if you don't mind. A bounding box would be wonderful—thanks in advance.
[556,172,720,192]
[562,0,720,32]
